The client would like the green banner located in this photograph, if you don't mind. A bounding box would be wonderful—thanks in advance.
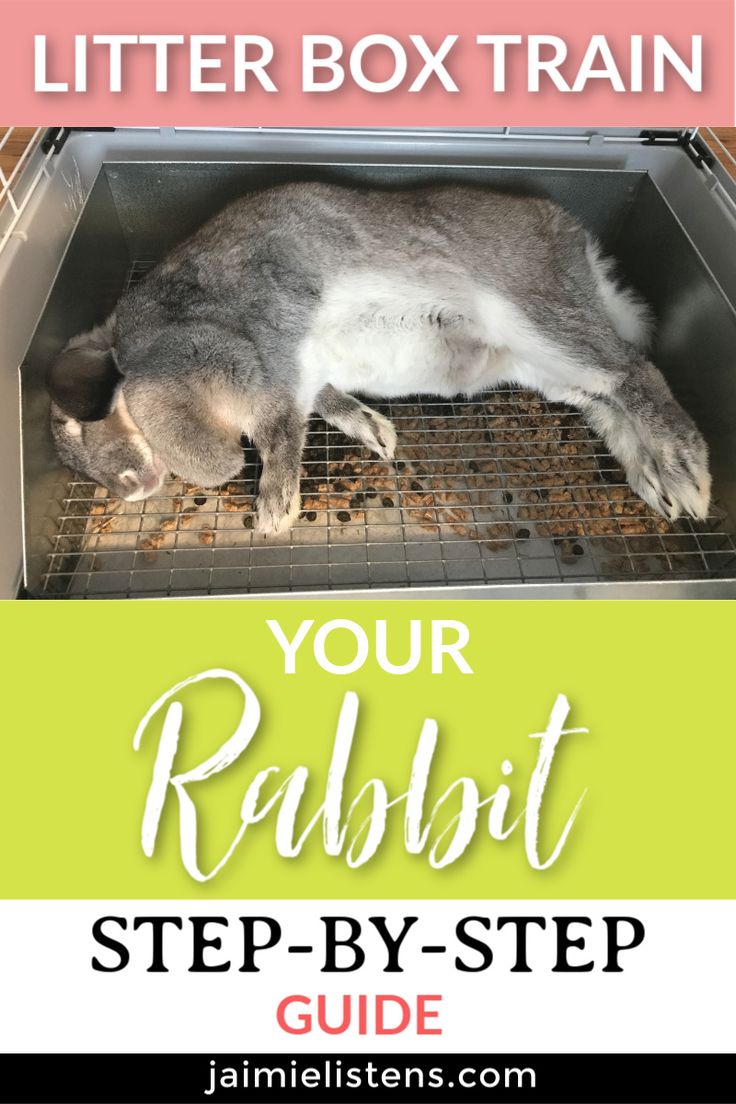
[1,600,734,900]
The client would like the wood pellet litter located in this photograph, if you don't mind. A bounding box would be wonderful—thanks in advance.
[48,389,734,592]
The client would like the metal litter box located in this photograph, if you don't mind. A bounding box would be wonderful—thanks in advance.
[4,126,736,599]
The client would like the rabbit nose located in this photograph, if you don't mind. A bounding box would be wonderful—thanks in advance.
[119,467,164,501]
[141,470,163,494]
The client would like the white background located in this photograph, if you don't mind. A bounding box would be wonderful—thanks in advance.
[0,900,733,1053]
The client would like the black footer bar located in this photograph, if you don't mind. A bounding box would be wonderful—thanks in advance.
[1,1053,733,1103]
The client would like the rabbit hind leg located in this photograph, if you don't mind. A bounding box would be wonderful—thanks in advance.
[503,323,710,522]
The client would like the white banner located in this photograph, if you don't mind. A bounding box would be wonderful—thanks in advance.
[0,900,733,1053]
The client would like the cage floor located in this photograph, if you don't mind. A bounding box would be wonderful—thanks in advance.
[37,389,736,598]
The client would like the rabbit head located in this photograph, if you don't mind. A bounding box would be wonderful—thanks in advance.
[47,321,167,501]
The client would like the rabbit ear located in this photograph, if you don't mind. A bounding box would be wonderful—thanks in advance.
[47,345,124,422]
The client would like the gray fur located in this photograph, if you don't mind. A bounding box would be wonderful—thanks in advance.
[47,181,711,528]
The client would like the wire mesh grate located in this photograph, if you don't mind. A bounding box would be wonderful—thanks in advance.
[35,259,736,598]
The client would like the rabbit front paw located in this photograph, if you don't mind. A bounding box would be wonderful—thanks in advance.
[254,486,301,535]
[362,407,397,460]
[347,404,397,460]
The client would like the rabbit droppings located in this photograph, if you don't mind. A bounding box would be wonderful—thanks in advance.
[47,182,711,535]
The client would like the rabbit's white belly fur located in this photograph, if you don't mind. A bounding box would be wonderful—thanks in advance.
[298,270,521,405]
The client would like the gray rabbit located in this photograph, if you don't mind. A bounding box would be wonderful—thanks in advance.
[48,181,711,533]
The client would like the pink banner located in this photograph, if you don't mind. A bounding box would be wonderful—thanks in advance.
[0,0,733,125]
